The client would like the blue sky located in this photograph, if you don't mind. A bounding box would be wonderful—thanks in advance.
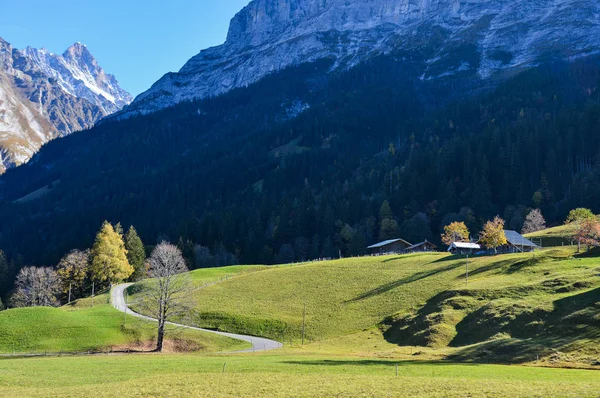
[0,0,251,96]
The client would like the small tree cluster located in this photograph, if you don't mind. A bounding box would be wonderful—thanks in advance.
[9,221,146,308]
[10,267,61,308]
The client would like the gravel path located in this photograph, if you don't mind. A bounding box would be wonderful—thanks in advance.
[111,283,283,353]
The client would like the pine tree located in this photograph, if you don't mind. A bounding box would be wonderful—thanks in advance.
[0,250,8,296]
[90,221,133,286]
[125,226,146,281]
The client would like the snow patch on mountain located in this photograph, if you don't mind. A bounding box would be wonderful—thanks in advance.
[0,37,132,173]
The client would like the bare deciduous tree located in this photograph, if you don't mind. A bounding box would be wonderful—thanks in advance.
[140,242,193,352]
[521,209,546,234]
[10,267,61,308]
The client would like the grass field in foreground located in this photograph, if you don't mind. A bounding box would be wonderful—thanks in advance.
[0,293,249,354]
[0,354,598,397]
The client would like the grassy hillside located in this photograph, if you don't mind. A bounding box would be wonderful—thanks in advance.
[525,224,578,247]
[0,354,599,397]
[0,292,248,354]
[131,249,600,367]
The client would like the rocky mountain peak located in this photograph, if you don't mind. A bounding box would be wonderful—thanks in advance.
[119,0,600,118]
[63,42,95,65]
[0,38,132,173]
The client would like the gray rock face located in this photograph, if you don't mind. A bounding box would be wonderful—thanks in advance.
[0,38,132,173]
[121,0,600,117]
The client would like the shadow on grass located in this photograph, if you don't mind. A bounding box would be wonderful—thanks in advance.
[346,263,463,303]
[281,359,463,367]
[449,287,600,364]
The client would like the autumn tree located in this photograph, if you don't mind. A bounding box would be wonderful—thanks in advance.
[90,221,133,287]
[125,226,146,281]
[480,216,508,254]
[10,267,60,308]
[521,209,546,234]
[139,242,192,352]
[56,249,90,301]
[565,208,595,224]
[441,222,470,246]
[574,218,600,252]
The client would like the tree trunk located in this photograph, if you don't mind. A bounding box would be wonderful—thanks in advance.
[156,320,165,352]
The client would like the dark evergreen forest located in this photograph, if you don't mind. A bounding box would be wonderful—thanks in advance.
[1,52,600,297]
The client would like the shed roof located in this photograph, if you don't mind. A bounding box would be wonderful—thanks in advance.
[448,242,481,251]
[406,241,437,251]
[504,230,538,248]
[368,238,412,249]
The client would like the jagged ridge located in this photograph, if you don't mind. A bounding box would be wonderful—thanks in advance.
[120,0,600,117]
[0,37,132,173]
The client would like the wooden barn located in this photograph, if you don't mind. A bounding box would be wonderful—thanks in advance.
[405,240,437,253]
[448,242,481,255]
[368,238,412,255]
[501,230,539,253]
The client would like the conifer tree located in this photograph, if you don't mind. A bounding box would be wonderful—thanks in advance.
[90,221,133,286]
[0,250,8,296]
[125,226,147,281]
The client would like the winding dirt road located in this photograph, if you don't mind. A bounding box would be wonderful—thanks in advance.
[111,283,283,353]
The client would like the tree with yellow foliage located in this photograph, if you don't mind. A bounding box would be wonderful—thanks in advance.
[90,221,133,287]
[56,249,90,300]
[441,222,470,246]
[480,216,508,254]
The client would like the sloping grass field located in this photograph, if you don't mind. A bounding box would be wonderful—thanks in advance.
[129,248,600,367]
[525,224,578,247]
[0,292,248,354]
[3,242,600,396]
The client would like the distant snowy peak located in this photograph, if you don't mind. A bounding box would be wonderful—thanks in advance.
[121,0,600,117]
[21,42,132,114]
[0,37,132,173]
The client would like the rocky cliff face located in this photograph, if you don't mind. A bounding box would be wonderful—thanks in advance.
[120,0,600,117]
[0,38,132,173]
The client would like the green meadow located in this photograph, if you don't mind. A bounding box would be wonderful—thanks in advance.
[2,227,600,396]
[0,293,248,354]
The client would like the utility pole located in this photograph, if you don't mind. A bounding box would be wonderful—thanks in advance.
[91,282,95,307]
[124,290,128,325]
[301,303,306,345]
[68,283,72,304]
[465,255,469,286]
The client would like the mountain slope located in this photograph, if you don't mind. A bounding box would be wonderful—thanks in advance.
[1,53,599,275]
[120,0,600,117]
[0,38,132,173]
